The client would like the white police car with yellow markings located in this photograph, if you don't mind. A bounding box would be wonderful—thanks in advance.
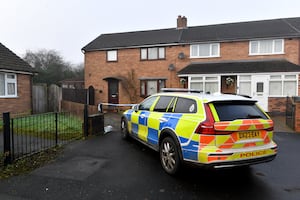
[121,89,277,174]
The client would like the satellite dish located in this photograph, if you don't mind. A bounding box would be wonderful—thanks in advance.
[178,52,185,59]
[168,64,175,71]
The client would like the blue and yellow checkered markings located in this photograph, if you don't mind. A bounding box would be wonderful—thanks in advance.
[131,123,139,136]
[180,136,199,161]
[138,124,148,140]
[159,113,182,130]
[124,110,134,121]
[139,111,149,125]
[175,115,201,139]
[147,128,159,145]
[147,112,164,145]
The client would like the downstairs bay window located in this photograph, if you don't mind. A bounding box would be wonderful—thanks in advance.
[189,76,219,94]
[0,73,17,97]
[269,74,297,96]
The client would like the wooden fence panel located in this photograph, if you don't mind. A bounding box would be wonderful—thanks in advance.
[32,84,47,113]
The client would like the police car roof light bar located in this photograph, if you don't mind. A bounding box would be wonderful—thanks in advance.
[160,88,203,93]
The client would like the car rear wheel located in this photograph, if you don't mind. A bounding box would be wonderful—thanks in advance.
[160,137,181,175]
[121,118,129,139]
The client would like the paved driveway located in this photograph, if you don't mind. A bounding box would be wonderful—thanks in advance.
[0,114,299,200]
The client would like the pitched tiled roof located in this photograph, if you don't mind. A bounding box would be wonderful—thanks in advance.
[0,43,35,73]
[83,28,183,51]
[177,59,300,75]
[82,17,300,52]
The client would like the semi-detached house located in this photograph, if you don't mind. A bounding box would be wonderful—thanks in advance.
[0,42,35,115]
[82,16,300,114]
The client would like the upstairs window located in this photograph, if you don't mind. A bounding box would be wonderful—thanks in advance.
[190,43,220,58]
[107,50,117,61]
[249,39,284,55]
[141,47,165,60]
[0,73,17,97]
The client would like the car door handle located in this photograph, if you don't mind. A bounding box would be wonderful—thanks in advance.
[159,117,168,122]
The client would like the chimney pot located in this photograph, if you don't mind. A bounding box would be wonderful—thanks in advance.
[177,15,187,29]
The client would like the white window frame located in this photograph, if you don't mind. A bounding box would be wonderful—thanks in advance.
[249,39,284,55]
[140,47,165,60]
[269,74,298,97]
[0,73,17,98]
[237,75,252,97]
[189,75,220,94]
[107,50,118,61]
[190,43,220,58]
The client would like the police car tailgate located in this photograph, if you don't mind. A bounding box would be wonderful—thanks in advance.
[213,119,274,149]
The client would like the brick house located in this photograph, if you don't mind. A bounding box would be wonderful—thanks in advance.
[0,43,35,114]
[82,16,300,114]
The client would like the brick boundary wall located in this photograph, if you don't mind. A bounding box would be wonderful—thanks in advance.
[268,97,287,115]
[294,97,300,132]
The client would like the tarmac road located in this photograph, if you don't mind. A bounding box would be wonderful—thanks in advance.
[0,113,299,200]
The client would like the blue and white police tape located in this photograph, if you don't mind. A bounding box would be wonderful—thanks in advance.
[98,103,136,112]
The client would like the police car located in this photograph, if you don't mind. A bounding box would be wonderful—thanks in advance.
[121,89,277,174]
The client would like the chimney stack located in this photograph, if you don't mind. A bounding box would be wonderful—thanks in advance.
[177,15,187,29]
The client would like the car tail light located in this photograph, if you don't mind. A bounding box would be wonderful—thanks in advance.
[195,104,216,134]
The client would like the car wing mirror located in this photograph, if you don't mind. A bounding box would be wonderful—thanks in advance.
[132,104,139,112]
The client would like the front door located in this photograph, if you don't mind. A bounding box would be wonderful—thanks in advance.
[252,75,269,111]
[107,79,119,104]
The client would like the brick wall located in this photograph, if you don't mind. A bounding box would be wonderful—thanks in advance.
[295,102,300,132]
[0,74,32,115]
[268,97,287,115]
[84,38,300,109]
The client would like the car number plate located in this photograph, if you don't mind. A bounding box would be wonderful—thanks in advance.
[238,131,261,140]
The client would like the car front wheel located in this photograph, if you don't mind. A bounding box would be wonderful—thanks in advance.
[160,137,181,175]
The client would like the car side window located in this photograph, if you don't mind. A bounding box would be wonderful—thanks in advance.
[174,97,197,113]
[139,96,157,111]
[153,96,174,112]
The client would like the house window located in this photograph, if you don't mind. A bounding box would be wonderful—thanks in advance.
[249,39,284,55]
[238,75,251,96]
[189,76,219,94]
[140,79,166,97]
[0,73,17,97]
[190,43,220,58]
[107,50,117,61]
[140,47,165,60]
[269,74,297,96]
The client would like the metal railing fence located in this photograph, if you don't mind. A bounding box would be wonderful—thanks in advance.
[1,112,83,166]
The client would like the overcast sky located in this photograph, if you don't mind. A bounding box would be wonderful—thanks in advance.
[1,0,300,65]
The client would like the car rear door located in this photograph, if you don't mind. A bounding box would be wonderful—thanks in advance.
[147,96,175,145]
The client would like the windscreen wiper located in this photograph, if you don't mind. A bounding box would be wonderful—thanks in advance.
[247,114,263,119]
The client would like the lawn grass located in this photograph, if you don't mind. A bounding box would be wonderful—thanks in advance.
[0,112,83,141]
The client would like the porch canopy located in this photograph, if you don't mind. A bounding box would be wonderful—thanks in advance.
[177,59,300,75]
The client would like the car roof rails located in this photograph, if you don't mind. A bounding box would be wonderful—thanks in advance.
[160,88,204,93]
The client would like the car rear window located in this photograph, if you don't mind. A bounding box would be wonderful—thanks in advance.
[213,101,268,121]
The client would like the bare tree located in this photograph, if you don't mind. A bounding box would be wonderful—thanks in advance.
[23,49,83,85]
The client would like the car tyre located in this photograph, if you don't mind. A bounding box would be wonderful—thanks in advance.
[160,137,181,175]
[121,118,129,139]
